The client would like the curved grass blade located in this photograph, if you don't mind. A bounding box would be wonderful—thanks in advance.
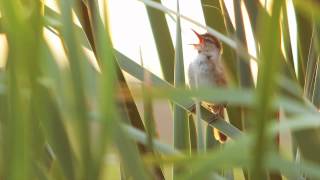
[123,124,226,179]
[145,119,320,180]
[141,127,320,179]
[115,51,242,139]
[123,124,181,155]
[132,86,313,114]
[136,0,258,62]
[270,113,320,134]
[267,153,320,179]
[43,4,242,140]
[176,136,251,180]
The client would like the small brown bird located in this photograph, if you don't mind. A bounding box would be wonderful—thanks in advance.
[188,30,227,142]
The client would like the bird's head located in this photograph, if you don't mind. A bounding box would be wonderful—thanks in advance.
[191,29,222,59]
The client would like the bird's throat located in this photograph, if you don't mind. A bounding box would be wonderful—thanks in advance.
[196,52,220,63]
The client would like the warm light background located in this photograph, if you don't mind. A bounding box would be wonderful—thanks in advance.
[0,0,297,146]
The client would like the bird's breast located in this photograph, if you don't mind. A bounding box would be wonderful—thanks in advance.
[188,56,223,88]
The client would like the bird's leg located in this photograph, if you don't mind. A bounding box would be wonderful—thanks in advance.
[186,103,196,113]
[207,113,220,125]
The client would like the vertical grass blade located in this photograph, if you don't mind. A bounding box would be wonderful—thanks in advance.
[173,0,190,149]
[312,24,320,108]
[35,81,76,180]
[252,1,284,179]
[242,0,263,34]
[56,0,91,179]
[141,51,165,179]
[217,1,245,132]
[233,0,254,89]
[173,0,190,178]
[281,2,296,76]
[141,50,156,151]
[195,100,204,152]
[77,0,151,160]
[39,39,78,180]
[0,70,6,178]
[85,1,150,179]
[0,0,43,179]
[188,115,198,150]
[173,0,189,150]
[233,0,254,133]
[78,1,97,55]
[295,4,313,87]
[285,0,320,166]
[304,25,319,101]
[313,58,320,108]
[145,0,175,84]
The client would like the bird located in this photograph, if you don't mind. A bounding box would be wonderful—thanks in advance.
[188,29,228,142]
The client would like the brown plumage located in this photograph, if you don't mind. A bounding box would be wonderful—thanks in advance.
[188,30,227,142]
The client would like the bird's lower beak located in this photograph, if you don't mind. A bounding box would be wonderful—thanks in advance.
[188,43,198,46]
[188,43,201,50]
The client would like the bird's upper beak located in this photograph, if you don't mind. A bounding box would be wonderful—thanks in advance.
[190,29,204,48]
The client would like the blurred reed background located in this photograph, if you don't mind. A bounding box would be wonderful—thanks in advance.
[0,0,320,179]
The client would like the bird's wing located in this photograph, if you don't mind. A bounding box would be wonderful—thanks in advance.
[212,62,228,108]
[213,62,227,87]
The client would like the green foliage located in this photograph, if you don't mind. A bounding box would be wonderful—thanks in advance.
[0,0,320,179]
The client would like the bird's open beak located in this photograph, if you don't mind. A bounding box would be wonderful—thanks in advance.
[189,29,204,48]
[191,29,204,44]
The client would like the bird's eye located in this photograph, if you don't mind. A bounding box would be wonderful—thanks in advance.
[204,39,212,43]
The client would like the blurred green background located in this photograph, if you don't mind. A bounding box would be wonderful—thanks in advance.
[0,0,320,179]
